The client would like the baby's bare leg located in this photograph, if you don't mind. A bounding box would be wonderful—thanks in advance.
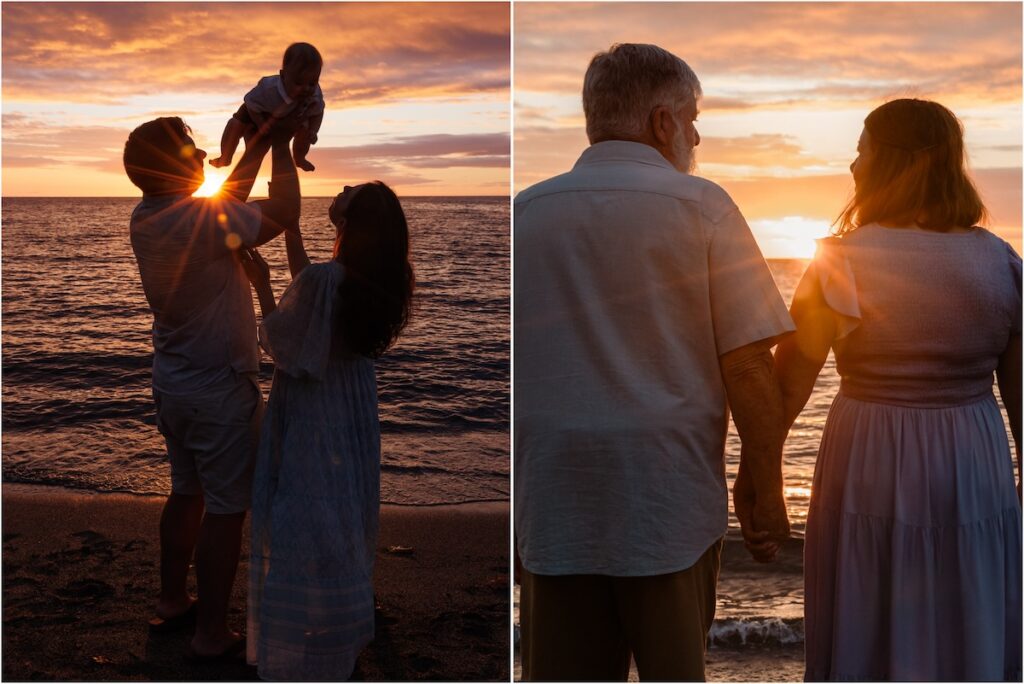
[292,126,315,172]
[210,117,247,168]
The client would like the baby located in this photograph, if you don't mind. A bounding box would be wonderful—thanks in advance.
[211,42,325,172]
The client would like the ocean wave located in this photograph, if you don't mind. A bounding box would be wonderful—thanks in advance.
[512,616,806,651]
[708,617,804,648]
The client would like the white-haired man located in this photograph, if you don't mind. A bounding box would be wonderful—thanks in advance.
[514,43,794,680]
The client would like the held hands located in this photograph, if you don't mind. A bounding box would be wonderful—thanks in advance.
[733,465,791,563]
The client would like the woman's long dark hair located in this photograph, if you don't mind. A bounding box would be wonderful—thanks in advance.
[330,182,414,358]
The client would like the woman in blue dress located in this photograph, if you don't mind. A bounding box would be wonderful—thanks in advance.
[776,99,1021,681]
[243,182,414,681]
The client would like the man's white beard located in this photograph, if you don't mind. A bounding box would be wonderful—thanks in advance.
[672,130,696,175]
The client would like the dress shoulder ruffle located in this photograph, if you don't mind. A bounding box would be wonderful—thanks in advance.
[258,261,344,380]
[814,236,861,339]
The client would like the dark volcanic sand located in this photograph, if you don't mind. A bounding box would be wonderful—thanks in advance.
[2,485,510,681]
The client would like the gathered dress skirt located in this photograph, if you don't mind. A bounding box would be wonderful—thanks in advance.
[804,391,1022,682]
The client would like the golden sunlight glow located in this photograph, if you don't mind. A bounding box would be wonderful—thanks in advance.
[751,216,833,259]
[785,486,813,500]
[194,167,227,198]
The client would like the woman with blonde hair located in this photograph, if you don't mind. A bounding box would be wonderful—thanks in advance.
[776,99,1021,681]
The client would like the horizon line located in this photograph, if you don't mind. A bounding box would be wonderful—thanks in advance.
[1,195,511,200]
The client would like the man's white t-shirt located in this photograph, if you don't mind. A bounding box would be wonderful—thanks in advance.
[514,141,795,576]
[130,195,263,395]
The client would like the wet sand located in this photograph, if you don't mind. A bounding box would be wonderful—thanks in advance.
[1,484,510,681]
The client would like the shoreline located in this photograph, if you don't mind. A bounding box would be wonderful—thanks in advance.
[2,483,510,681]
[1,481,510,511]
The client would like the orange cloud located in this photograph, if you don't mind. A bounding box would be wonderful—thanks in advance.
[699,134,831,170]
[2,3,510,196]
[3,3,509,105]
[513,2,1022,256]
[515,3,1021,108]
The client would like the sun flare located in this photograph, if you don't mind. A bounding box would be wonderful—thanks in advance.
[750,216,833,259]
[194,167,228,198]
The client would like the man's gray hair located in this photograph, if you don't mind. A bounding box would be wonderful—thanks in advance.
[583,43,702,144]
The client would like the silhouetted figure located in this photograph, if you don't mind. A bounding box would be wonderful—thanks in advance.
[124,115,299,660]
[241,182,414,680]
[211,42,324,173]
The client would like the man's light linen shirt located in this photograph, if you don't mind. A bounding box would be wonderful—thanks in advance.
[130,195,263,396]
[514,141,795,576]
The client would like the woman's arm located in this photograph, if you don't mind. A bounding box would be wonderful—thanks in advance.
[774,262,837,431]
[240,248,276,316]
[284,228,311,279]
[996,333,1022,493]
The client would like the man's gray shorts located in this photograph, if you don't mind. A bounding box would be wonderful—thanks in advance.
[154,373,264,515]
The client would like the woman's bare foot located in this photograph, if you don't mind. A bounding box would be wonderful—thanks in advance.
[296,158,316,172]
[209,155,231,168]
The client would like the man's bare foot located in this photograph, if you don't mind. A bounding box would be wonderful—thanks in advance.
[209,156,231,168]
[296,158,315,172]
[154,595,195,620]
[190,630,244,659]
[149,597,197,633]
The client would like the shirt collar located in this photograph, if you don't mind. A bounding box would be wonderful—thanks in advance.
[276,77,293,104]
[574,140,676,171]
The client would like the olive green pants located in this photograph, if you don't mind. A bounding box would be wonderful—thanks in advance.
[520,539,722,682]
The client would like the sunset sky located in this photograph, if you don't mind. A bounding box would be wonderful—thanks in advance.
[514,2,1022,258]
[2,2,510,197]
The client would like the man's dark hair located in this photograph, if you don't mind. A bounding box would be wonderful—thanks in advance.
[282,42,323,70]
[123,117,192,194]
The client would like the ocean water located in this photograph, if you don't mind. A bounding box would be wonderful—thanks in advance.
[2,196,509,506]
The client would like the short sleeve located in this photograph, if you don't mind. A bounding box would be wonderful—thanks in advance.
[814,237,861,339]
[1005,240,1022,335]
[707,205,795,354]
[243,77,280,115]
[259,262,343,379]
[309,86,325,119]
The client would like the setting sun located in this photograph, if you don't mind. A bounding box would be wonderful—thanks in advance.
[514,3,1022,257]
[194,167,227,198]
[750,216,833,259]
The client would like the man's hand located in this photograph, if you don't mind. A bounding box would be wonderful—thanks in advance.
[734,466,787,562]
[721,339,791,563]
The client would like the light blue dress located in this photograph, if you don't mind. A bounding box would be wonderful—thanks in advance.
[804,225,1022,681]
[247,261,380,681]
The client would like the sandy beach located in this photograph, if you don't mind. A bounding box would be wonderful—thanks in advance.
[2,484,510,681]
